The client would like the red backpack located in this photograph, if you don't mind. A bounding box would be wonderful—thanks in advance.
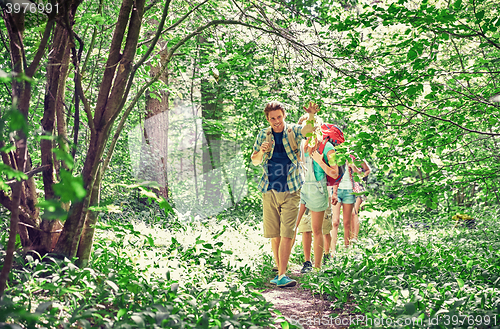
[318,124,345,186]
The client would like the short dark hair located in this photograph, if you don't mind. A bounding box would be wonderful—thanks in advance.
[264,101,285,118]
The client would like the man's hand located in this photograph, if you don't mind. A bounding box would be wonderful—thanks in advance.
[303,101,320,115]
[260,141,273,153]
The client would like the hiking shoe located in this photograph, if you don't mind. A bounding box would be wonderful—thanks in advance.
[276,275,297,288]
[272,266,278,272]
[270,275,279,285]
[301,261,313,273]
[323,253,331,265]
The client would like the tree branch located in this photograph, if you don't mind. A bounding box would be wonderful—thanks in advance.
[138,0,209,47]
[5,165,50,186]
[26,17,55,77]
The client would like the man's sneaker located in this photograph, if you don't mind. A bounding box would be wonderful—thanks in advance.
[323,253,331,265]
[276,275,297,288]
[270,275,279,285]
[301,261,313,273]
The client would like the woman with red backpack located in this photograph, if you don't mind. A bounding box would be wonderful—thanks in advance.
[294,117,340,269]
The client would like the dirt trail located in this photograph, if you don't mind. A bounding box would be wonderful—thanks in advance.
[261,268,349,329]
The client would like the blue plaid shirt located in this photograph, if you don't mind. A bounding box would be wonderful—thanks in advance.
[252,122,304,193]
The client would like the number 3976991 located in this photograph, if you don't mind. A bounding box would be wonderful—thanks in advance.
[4,2,59,14]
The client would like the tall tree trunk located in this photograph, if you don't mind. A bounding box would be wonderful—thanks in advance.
[142,49,169,199]
[0,134,27,297]
[199,36,223,206]
[55,0,146,259]
[38,2,77,254]
[1,8,54,251]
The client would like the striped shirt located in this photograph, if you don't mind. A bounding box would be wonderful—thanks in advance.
[252,122,304,193]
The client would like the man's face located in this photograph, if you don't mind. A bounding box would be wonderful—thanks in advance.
[266,109,286,133]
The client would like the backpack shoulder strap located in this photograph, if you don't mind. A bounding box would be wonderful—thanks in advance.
[318,139,328,155]
[266,127,272,143]
[287,127,299,156]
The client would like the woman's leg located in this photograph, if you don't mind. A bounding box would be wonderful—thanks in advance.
[323,233,331,256]
[311,210,325,268]
[351,197,362,241]
[331,202,341,254]
[342,203,354,247]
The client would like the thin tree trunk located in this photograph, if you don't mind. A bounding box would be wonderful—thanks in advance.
[42,22,70,200]
[143,51,169,199]
[199,36,223,206]
[0,134,27,297]
[55,0,146,258]
[76,164,103,267]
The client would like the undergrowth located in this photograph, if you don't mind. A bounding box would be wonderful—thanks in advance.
[300,207,500,328]
[0,209,274,328]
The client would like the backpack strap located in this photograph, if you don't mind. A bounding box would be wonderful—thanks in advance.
[262,127,273,163]
[263,126,301,165]
[265,127,272,144]
[287,127,299,156]
[318,139,328,156]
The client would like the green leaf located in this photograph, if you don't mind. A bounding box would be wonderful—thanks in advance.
[131,315,145,328]
[0,69,11,83]
[52,148,74,170]
[404,302,416,315]
[37,200,68,221]
[117,308,126,319]
[52,169,87,202]
[456,278,464,289]
[475,10,484,21]
[408,49,418,61]
[5,109,29,135]
[105,280,119,292]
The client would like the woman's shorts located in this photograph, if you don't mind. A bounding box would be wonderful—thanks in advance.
[337,189,355,204]
[300,180,329,212]
[297,207,332,234]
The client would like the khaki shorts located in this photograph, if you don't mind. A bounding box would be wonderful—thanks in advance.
[297,206,332,234]
[263,190,300,239]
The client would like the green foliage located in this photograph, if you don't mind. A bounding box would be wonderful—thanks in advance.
[300,208,500,328]
[0,218,274,328]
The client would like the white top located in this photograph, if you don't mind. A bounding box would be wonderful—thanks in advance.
[338,161,352,189]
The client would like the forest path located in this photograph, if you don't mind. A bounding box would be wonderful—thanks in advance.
[261,268,351,329]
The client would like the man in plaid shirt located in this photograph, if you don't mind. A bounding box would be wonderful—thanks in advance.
[251,101,318,287]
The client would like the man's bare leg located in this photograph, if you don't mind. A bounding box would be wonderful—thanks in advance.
[271,237,280,269]
[278,237,293,276]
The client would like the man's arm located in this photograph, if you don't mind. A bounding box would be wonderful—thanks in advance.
[300,113,315,136]
[300,102,320,136]
[251,140,273,166]
[251,149,264,166]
